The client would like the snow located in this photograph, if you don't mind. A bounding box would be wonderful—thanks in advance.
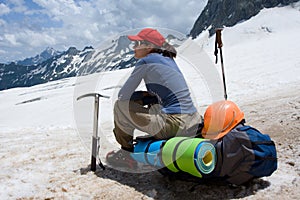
[202,5,300,105]
[0,4,300,199]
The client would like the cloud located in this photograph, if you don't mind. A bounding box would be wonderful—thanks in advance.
[9,0,28,13]
[0,3,11,16]
[0,0,208,62]
[4,34,20,46]
[0,19,6,26]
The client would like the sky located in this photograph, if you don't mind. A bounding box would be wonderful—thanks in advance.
[0,0,208,63]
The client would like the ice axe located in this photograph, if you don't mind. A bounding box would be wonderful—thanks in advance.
[77,93,109,171]
[214,28,228,100]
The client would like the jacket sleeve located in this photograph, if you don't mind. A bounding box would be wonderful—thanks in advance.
[118,60,147,100]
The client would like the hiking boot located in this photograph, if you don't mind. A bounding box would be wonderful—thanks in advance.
[106,149,137,169]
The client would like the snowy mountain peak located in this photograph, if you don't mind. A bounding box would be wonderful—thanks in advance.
[65,47,80,55]
[114,35,132,54]
[42,47,59,57]
[16,47,62,66]
[83,46,94,51]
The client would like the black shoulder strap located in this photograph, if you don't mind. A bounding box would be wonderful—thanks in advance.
[144,140,155,165]
[171,138,190,171]
[253,140,275,145]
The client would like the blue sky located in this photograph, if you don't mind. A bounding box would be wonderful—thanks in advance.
[0,0,207,63]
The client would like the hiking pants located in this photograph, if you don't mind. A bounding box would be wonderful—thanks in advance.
[113,99,202,151]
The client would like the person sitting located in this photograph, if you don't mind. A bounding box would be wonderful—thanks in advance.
[106,28,203,169]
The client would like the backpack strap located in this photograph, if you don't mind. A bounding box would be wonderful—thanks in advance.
[171,138,190,171]
[157,141,166,167]
[143,140,153,165]
[253,140,275,145]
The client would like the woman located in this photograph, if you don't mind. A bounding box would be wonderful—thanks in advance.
[107,28,203,168]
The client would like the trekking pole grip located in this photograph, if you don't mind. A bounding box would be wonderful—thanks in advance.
[216,28,223,48]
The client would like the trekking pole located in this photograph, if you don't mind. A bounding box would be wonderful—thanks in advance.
[77,93,109,171]
[214,28,228,100]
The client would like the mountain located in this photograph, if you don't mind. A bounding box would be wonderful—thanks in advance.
[0,34,184,91]
[76,35,136,76]
[0,46,93,90]
[16,47,61,66]
[189,0,300,38]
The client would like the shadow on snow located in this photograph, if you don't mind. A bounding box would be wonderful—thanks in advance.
[77,165,270,200]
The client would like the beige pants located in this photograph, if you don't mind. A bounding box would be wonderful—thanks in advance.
[113,100,203,151]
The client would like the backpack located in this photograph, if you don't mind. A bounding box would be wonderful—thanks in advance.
[213,124,277,185]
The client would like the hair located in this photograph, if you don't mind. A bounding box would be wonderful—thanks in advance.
[149,41,177,58]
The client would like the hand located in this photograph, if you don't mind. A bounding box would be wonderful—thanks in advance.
[130,91,158,105]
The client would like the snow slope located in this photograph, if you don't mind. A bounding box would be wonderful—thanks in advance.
[0,4,300,199]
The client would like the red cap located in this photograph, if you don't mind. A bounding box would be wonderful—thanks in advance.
[128,28,166,47]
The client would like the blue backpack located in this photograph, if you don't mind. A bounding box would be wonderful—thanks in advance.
[213,124,277,185]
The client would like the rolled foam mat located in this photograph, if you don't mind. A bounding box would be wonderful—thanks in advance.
[131,139,165,167]
[161,137,216,178]
[194,141,216,174]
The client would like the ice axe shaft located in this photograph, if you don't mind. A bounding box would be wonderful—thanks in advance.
[215,28,228,100]
[77,93,109,171]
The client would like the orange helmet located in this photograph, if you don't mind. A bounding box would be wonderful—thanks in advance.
[202,100,244,139]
